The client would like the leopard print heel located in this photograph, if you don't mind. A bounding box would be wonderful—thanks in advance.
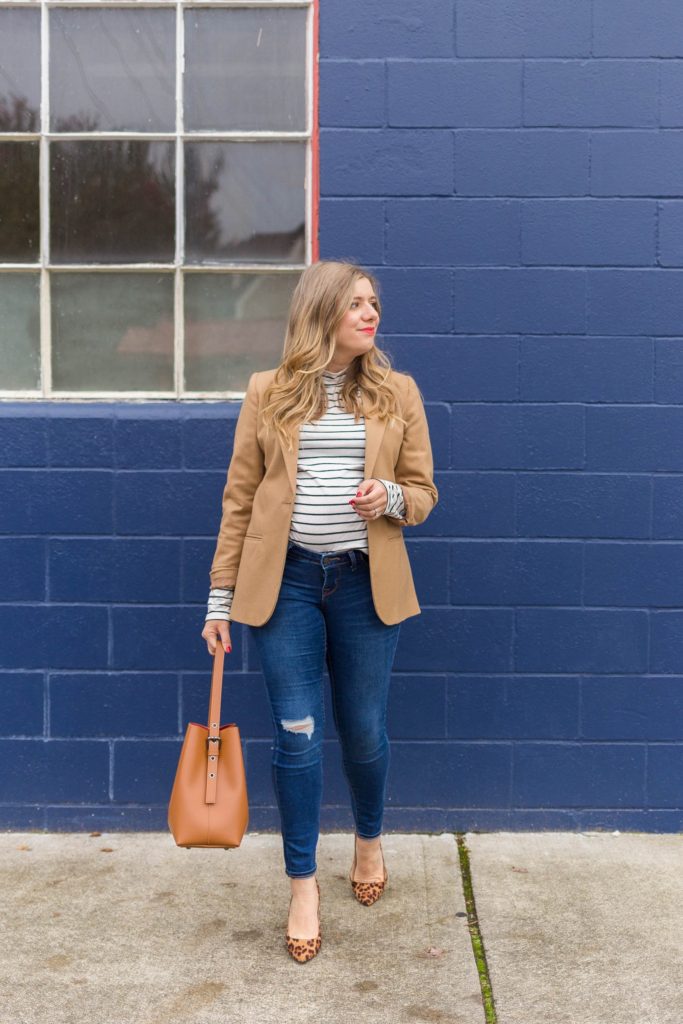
[285,878,321,963]
[349,836,388,907]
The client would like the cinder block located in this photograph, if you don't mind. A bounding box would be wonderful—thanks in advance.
[450,540,583,605]
[516,473,651,538]
[0,672,44,736]
[521,199,656,265]
[387,59,522,126]
[386,198,520,266]
[455,130,589,196]
[321,129,453,196]
[0,414,47,467]
[658,203,683,266]
[50,673,179,737]
[515,608,648,673]
[457,0,591,57]
[512,742,646,806]
[447,676,580,739]
[0,538,45,600]
[588,270,683,335]
[0,739,109,802]
[320,0,455,59]
[49,538,181,603]
[524,60,658,127]
[586,407,683,471]
[591,132,683,196]
[0,606,108,669]
[319,199,385,264]
[385,336,519,401]
[389,741,512,806]
[584,543,683,607]
[320,60,385,126]
[395,608,514,673]
[520,337,654,402]
[653,477,683,539]
[453,269,586,333]
[594,0,683,57]
[451,404,584,469]
[582,676,683,740]
[115,417,182,469]
[650,611,683,673]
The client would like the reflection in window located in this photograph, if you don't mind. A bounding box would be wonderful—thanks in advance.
[184,272,300,392]
[0,143,40,262]
[50,141,175,264]
[0,8,40,131]
[51,273,174,392]
[0,273,40,390]
[185,142,305,265]
[184,7,306,132]
[50,8,175,133]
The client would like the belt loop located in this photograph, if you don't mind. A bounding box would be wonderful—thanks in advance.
[348,549,357,569]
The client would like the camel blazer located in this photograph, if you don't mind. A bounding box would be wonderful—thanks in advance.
[209,367,438,626]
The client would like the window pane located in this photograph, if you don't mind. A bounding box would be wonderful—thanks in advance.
[184,8,306,132]
[0,9,40,132]
[50,9,175,133]
[185,142,305,265]
[0,142,40,262]
[0,273,40,389]
[51,273,174,392]
[50,141,175,264]
[184,272,299,392]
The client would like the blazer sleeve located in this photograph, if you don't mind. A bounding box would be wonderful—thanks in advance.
[390,374,438,528]
[209,372,265,588]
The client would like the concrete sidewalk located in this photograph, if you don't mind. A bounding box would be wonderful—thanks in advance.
[0,830,680,1024]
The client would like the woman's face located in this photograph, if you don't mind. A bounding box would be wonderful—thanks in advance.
[330,276,380,366]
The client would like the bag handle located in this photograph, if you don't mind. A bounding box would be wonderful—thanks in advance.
[205,644,225,803]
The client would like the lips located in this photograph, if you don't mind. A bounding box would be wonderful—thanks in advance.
[359,327,376,333]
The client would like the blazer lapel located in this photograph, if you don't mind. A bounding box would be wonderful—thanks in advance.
[278,385,388,495]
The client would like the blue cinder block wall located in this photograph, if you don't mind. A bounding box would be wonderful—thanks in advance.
[2,0,682,832]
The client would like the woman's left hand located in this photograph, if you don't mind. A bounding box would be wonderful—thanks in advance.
[349,479,388,519]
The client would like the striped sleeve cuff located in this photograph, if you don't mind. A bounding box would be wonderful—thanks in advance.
[205,587,234,622]
[375,478,406,520]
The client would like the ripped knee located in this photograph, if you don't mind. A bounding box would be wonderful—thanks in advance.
[280,715,315,739]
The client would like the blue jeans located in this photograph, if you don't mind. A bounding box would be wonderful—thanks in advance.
[247,541,401,878]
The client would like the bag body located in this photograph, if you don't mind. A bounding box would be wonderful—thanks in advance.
[167,646,248,848]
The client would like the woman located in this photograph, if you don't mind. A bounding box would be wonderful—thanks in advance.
[201,260,438,963]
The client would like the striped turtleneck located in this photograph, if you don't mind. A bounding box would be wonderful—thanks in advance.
[205,368,406,623]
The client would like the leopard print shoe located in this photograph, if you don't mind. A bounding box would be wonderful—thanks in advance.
[285,878,321,963]
[349,836,388,907]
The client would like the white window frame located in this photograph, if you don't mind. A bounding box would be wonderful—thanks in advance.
[0,0,317,401]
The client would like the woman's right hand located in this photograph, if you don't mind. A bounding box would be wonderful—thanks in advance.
[202,620,232,656]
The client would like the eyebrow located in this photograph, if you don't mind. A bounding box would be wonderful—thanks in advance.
[353,295,378,300]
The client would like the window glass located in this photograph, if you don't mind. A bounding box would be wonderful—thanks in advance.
[185,142,305,265]
[184,271,300,392]
[184,8,306,132]
[0,142,40,262]
[50,8,176,132]
[51,273,174,392]
[50,141,176,264]
[0,273,40,389]
[0,8,40,131]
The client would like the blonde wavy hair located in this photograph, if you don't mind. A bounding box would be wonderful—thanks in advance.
[262,260,408,452]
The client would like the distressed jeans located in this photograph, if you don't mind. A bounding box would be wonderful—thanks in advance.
[247,540,402,878]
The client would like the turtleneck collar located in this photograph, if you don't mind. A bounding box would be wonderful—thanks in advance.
[322,366,350,381]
